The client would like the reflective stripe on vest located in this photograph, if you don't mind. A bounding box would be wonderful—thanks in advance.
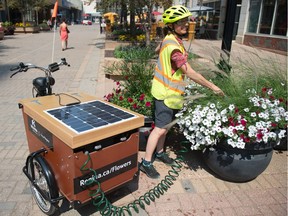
[151,34,186,109]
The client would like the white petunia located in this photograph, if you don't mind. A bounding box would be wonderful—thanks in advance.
[210,103,216,109]
[229,104,235,111]
[251,112,257,117]
[244,108,249,112]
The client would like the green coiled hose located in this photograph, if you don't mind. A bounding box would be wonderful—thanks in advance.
[80,141,189,216]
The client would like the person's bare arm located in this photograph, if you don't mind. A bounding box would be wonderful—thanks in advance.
[180,63,224,96]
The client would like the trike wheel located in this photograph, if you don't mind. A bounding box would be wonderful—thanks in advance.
[27,155,59,215]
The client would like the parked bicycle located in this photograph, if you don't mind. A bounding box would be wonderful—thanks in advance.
[10,58,70,215]
[10,58,70,97]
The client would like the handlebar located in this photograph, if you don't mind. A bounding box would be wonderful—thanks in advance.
[10,58,70,78]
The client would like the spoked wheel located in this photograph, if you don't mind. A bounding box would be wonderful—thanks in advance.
[27,155,59,215]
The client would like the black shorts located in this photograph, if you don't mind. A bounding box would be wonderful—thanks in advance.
[154,99,178,128]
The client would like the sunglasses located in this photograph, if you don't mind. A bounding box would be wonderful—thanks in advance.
[175,19,189,26]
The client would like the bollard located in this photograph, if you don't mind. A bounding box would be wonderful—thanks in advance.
[188,22,196,41]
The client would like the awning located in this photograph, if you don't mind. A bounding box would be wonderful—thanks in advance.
[189,6,214,12]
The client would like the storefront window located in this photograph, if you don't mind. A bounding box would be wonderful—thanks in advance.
[273,0,287,36]
[247,0,287,36]
[247,0,261,33]
[259,0,275,34]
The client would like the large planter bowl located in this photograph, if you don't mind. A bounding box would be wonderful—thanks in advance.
[203,141,273,182]
[4,27,15,35]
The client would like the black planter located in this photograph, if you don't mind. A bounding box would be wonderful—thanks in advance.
[273,129,287,151]
[273,136,287,151]
[138,117,154,151]
[4,28,14,35]
[203,141,273,182]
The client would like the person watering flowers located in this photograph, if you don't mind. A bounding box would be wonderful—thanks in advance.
[140,5,224,179]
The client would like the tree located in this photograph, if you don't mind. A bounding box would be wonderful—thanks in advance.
[7,0,33,26]
[33,0,51,25]
[94,0,173,45]
[7,0,51,25]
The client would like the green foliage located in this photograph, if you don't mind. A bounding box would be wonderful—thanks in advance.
[104,45,156,116]
[187,52,200,60]
[1,21,14,27]
[112,29,129,36]
[186,52,287,114]
[104,60,155,116]
[188,70,287,113]
[38,22,49,28]
[114,45,156,62]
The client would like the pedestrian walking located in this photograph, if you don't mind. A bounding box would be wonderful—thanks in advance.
[139,5,224,179]
[47,19,53,30]
[100,19,106,34]
[59,18,70,51]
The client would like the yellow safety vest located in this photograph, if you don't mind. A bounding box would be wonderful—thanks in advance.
[151,34,186,109]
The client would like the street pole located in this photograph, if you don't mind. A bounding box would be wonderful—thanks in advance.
[218,0,237,73]
[221,0,237,57]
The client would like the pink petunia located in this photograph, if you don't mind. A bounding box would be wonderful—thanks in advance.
[240,119,247,126]
[139,94,145,101]
[145,102,151,107]
[244,137,250,143]
[257,132,263,140]
[269,95,275,100]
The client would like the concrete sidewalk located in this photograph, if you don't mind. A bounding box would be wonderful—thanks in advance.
[0,26,286,216]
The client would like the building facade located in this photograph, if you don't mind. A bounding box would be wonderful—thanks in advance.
[236,0,287,53]
[0,0,83,24]
[197,0,287,53]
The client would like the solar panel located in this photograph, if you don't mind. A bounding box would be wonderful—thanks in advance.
[45,100,136,134]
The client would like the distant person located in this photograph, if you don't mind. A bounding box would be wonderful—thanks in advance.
[100,19,106,34]
[47,19,53,30]
[99,17,103,33]
[59,18,70,51]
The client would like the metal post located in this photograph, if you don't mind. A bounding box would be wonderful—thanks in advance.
[221,0,237,57]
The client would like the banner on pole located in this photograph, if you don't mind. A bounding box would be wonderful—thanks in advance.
[52,0,58,18]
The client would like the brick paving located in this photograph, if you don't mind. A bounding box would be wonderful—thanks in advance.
[0,25,286,216]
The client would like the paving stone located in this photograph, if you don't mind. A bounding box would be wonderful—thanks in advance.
[233,206,262,215]
[0,201,16,210]
[180,178,195,193]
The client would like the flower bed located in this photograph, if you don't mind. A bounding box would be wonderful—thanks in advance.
[104,44,155,117]
[15,26,40,33]
[14,22,39,33]
[176,61,287,151]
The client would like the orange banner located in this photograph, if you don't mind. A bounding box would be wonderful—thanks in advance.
[52,0,58,18]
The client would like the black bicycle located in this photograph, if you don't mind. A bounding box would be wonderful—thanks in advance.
[10,58,70,215]
[10,58,70,97]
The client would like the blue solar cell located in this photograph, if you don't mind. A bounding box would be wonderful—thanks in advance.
[46,100,136,133]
